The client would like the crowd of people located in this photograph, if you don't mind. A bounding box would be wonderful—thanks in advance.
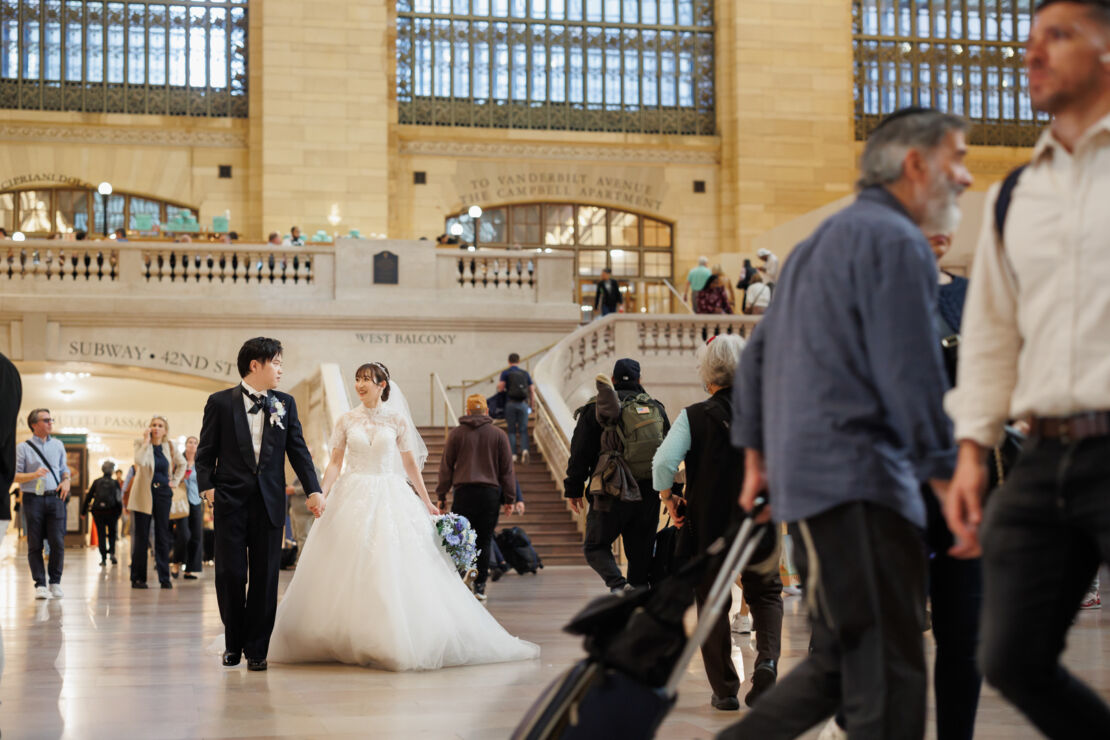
[2,1,1108,735]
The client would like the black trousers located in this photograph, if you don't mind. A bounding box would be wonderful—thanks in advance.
[214,490,282,659]
[977,435,1110,738]
[924,487,983,740]
[694,566,783,700]
[172,501,204,573]
[24,494,66,587]
[451,484,501,589]
[719,501,927,740]
[582,487,660,589]
[91,509,120,559]
[131,490,172,585]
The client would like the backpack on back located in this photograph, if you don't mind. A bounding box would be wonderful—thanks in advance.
[505,367,530,401]
[91,477,120,510]
[616,393,666,480]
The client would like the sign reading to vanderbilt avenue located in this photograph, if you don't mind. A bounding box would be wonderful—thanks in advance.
[453,164,668,215]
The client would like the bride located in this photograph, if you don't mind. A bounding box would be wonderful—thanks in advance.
[267,361,540,670]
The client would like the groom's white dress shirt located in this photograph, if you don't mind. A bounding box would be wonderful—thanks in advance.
[240,380,266,460]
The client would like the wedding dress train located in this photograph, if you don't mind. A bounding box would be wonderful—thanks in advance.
[267,404,539,670]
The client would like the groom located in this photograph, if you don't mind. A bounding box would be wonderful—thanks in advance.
[196,337,324,671]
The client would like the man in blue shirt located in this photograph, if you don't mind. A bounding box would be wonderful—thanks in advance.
[723,108,969,739]
[498,353,534,464]
[14,408,71,600]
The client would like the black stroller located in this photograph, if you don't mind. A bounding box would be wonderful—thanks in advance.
[511,504,772,740]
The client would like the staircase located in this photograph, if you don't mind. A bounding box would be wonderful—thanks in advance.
[417,419,584,566]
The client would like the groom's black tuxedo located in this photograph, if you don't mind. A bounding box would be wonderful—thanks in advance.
[195,386,319,527]
[196,385,321,660]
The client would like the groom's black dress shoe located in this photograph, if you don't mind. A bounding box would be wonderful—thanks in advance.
[246,657,268,672]
[222,651,241,667]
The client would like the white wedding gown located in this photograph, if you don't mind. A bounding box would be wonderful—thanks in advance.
[267,404,540,670]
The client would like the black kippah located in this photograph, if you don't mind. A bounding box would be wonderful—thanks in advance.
[872,106,938,132]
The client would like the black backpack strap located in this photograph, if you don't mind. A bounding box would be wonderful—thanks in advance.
[23,440,61,486]
[993,164,1028,240]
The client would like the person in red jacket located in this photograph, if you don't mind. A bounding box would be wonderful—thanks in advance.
[436,394,516,601]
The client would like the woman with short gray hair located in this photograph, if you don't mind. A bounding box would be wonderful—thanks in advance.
[651,333,784,711]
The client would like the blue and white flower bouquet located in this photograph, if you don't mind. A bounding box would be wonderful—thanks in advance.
[433,512,478,577]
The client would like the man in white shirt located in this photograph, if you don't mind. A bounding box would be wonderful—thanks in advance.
[944,2,1110,735]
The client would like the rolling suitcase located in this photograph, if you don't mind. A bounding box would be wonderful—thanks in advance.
[511,502,770,740]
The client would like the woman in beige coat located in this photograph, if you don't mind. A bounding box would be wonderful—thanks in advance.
[126,415,186,589]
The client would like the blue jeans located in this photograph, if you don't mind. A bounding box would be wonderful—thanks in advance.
[504,400,530,455]
[24,494,66,587]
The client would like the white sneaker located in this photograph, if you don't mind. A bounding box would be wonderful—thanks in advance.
[816,717,847,740]
[35,586,50,600]
[783,585,802,596]
[730,613,753,634]
[521,450,530,464]
[49,584,64,599]
[512,454,519,464]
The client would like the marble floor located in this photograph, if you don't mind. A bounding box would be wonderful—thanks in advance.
[0,537,1107,740]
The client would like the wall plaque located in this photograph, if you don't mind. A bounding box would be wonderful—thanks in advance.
[373,251,399,285]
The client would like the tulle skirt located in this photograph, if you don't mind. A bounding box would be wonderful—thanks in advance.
[267,469,540,670]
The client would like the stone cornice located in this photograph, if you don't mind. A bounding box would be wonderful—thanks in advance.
[399,139,720,165]
[11,312,579,334]
[0,123,247,149]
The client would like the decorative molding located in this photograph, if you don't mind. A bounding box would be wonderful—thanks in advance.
[0,123,247,149]
[399,139,720,165]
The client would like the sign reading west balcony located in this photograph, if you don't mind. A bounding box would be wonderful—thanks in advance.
[373,251,399,285]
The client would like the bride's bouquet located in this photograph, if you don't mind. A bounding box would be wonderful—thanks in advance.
[433,513,479,577]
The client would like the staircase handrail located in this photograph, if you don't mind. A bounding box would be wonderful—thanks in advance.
[662,278,695,314]
[445,338,561,410]
[429,372,460,440]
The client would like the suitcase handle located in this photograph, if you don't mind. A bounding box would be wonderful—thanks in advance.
[662,498,767,696]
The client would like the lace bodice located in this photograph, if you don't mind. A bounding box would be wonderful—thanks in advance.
[329,405,413,476]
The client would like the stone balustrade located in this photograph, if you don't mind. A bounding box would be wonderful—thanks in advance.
[2,239,575,306]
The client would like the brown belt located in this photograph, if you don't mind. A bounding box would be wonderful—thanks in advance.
[1028,411,1110,442]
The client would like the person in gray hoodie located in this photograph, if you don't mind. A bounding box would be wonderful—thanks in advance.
[436,394,516,600]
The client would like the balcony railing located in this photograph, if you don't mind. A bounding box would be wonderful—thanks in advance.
[2,238,576,305]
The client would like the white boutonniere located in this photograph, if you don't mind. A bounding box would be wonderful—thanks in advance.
[268,397,286,429]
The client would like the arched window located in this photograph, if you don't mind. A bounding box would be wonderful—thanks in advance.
[853,0,1047,146]
[0,185,197,236]
[445,201,676,313]
[0,0,248,117]
[397,0,715,135]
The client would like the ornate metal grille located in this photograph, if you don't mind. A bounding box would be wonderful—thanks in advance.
[0,0,247,117]
[853,0,1049,146]
[397,0,715,135]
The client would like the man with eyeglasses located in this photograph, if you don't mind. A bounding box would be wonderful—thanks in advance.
[14,408,71,600]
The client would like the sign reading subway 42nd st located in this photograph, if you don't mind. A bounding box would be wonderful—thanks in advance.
[65,341,237,377]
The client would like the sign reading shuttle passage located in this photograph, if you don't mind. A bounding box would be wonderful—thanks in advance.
[453,164,668,214]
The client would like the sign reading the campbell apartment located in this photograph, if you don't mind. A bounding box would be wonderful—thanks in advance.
[453,164,668,215]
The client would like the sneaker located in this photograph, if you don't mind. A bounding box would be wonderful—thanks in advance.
[817,717,847,740]
[783,585,802,596]
[1081,590,1101,610]
[49,584,64,599]
[35,586,50,600]
[711,694,740,711]
[610,583,634,595]
[475,590,488,602]
[110,555,118,564]
[512,454,519,464]
[731,613,753,634]
[521,449,530,465]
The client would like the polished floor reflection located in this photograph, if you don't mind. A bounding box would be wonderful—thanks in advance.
[0,538,1106,739]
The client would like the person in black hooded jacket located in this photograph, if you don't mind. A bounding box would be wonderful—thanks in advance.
[564,358,670,593]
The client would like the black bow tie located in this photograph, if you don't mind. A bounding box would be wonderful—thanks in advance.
[241,387,265,414]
